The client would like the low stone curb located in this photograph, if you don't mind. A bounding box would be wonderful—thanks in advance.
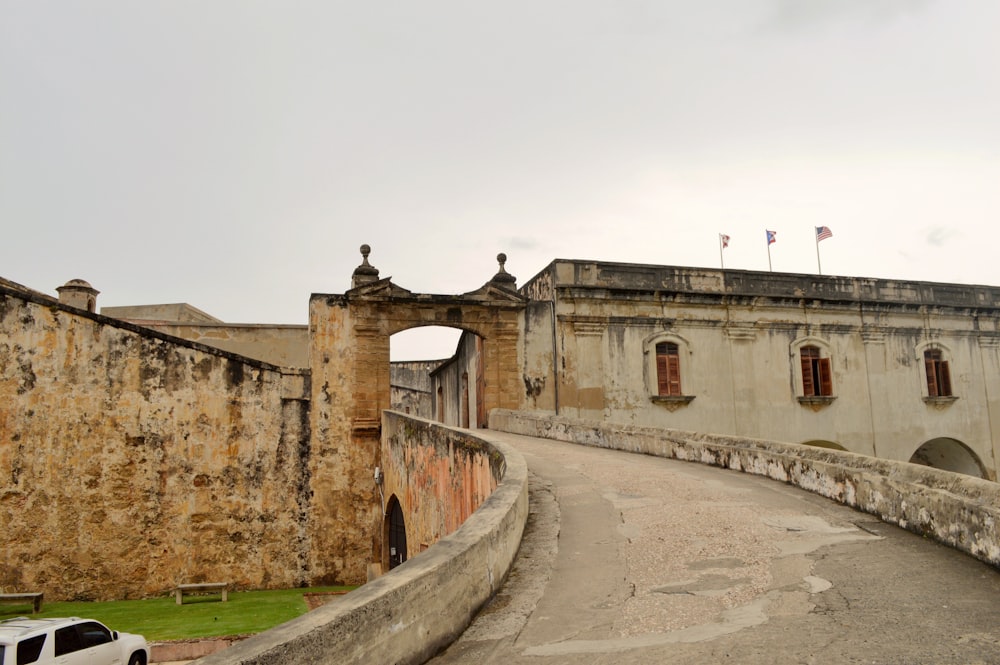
[151,636,248,662]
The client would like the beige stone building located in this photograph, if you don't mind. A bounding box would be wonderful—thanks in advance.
[435,259,1000,479]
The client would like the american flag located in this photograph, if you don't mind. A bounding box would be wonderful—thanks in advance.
[720,234,730,248]
[816,226,833,242]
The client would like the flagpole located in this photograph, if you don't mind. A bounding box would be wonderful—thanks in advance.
[767,243,772,272]
[719,235,725,269]
[816,234,822,275]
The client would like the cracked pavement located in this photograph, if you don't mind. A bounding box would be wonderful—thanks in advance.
[428,432,1000,665]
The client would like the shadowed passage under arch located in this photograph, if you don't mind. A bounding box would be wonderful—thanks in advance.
[909,437,986,479]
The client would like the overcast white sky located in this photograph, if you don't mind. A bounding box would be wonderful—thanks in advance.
[2,1,998,359]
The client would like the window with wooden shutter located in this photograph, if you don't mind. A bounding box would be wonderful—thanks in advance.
[818,358,833,396]
[800,346,818,395]
[656,342,682,396]
[924,349,952,397]
[800,346,832,397]
[939,360,952,396]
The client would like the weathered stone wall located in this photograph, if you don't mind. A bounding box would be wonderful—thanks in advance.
[307,293,383,586]
[520,301,557,412]
[431,332,481,428]
[390,360,443,420]
[491,409,1000,569]
[101,303,222,323]
[118,323,310,369]
[379,411,501,562]
[0,286,311,600]
[198,416,528,665]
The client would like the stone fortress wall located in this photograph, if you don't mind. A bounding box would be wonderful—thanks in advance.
[101,302,310,369]
[0,283,311,600]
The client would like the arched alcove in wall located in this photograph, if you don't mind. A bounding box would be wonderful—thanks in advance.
[909,437,986,479]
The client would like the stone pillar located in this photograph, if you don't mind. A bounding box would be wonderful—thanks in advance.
[307,294,383,585]
[481,320,523,418]
[564,320,606,419]
[860,328,887,458]
[726,323,758,436]
[977,336,1000,480]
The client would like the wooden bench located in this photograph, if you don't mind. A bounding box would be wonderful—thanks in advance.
[175,583,228,605]
[0,592,43,614]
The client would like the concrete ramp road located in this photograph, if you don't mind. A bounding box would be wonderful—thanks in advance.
[429,432,1000,665]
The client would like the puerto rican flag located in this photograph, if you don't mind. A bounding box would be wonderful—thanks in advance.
[766,230,777,245]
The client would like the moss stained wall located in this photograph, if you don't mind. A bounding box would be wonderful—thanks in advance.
[379,412,501,562]
[117,323,310,369]
[0,288,311,600]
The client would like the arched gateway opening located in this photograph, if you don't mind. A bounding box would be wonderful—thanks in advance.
[306,247,527,583]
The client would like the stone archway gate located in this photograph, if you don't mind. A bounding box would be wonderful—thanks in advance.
[306,248,527,585]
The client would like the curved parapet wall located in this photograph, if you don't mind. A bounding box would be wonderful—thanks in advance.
[380,411,507,560]
[491,409,1000,568]
[198,417,528,665]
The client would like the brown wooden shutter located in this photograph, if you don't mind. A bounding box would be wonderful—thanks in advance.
[656,345,670,396]
[667,354,682,396]
[818,358,833,396]
[925,353,939,397]
[800,356,815,396]
[939,360,952,396]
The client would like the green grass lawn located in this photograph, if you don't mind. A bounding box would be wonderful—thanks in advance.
[0,587,354,642]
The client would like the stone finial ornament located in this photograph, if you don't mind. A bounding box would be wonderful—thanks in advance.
[490,253,517,288]
[351,244,381,288]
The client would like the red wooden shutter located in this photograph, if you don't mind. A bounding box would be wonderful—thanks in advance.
[818,358,833,396]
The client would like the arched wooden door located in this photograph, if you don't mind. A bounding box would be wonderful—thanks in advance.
[386,496,408,570]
